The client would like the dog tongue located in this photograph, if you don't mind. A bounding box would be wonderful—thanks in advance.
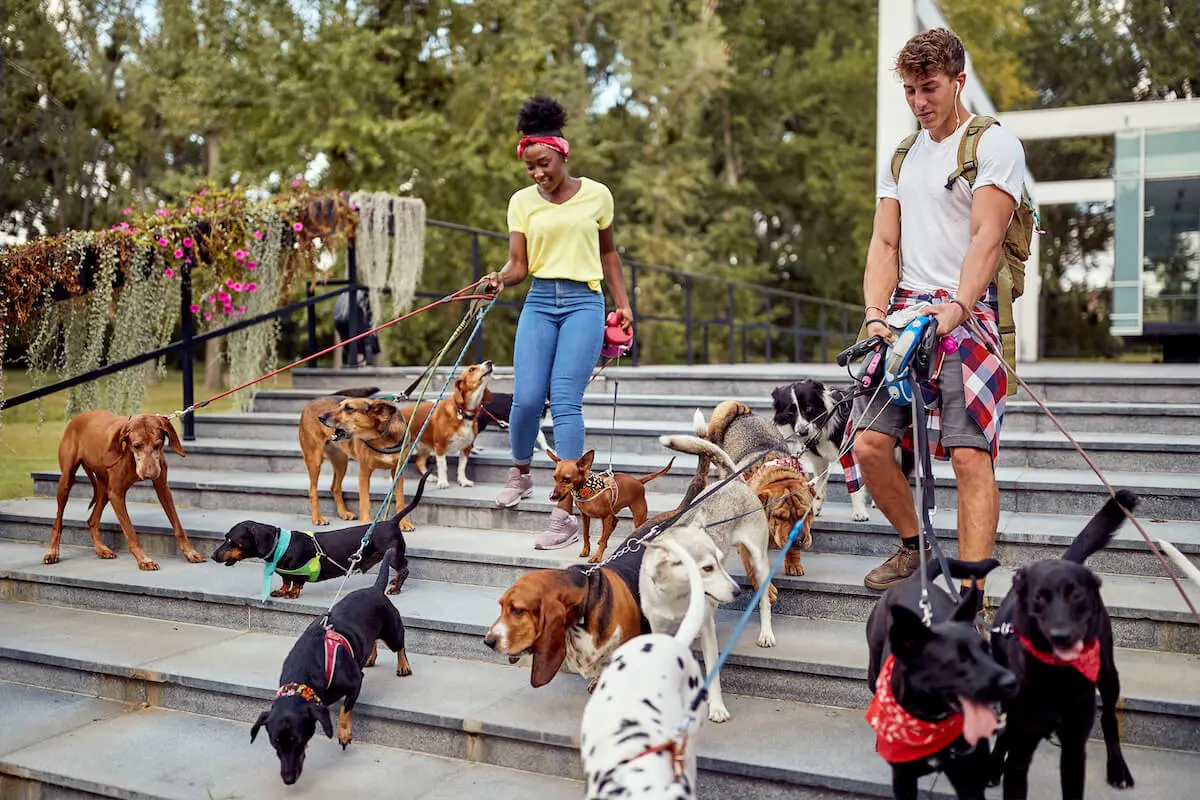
[1053,641,1085,661]
[959,697,999,745]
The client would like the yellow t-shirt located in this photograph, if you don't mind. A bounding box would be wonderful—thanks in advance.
[506,177,614,293]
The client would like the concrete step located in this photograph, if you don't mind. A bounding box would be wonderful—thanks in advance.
[0,681,579,799]
[186,416,1200,472]
[30,458,1200,523]
[2,541,1198,747]
[3,522,1197,657]
[290,363,1200,404]
[7,493,1200,581]
[251,388,1200,437]
[2,603,1198,798]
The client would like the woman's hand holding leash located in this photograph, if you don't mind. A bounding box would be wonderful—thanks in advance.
[613,305,633,330]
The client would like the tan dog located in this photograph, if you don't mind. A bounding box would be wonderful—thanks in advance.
[398,361,494,490]
[548,449,674,563]
[44,410,201,570]
[299,391,412,529]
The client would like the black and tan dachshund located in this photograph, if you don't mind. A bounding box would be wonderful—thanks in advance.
[865,556,1019,800]
[989,490,1139,800]
[211,469,432,597]
[251,546,413,785]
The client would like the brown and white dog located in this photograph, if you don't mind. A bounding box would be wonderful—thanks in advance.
[400,361,494,489]
[482,550,648,688]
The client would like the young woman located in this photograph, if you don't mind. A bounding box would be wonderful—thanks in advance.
[484,95,633,550]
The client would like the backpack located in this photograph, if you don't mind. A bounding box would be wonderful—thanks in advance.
[889,115,1038,396]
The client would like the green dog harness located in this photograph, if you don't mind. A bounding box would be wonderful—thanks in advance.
[263,529,332,600]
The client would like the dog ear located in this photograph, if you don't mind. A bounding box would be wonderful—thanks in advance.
[530,596,569,688]
[250,709,270,742]
[158,416,186,457]
[103,421,132,469]
[889,605,933,659]
[755,487,774,507]
[368,399,395,419]
[545,447,561,463]
[577,450,595,472]
[1012,568,1027,600]
[954,586,982,623]
[249,523,281,558]
[310,703,333,738]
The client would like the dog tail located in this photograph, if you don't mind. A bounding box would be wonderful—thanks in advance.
[332,386,381,398]
[638,457,675,485]
[389,468,434,526]
[374,547,396,592]
[692,409,708,438]
[1156,539,1200,587]
[925,556,1002,583]
[658,434,737,477]
[660,539,707,646]
[1062,490,1139,564]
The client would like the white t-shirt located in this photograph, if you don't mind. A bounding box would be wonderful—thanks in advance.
[878,115,1027,294]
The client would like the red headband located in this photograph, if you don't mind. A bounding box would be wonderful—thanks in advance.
[517,135,570,159]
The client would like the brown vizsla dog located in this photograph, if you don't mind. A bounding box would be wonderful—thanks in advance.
[548,449,674,564]
[45,410,202,570]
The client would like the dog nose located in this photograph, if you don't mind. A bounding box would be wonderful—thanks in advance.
[731,582,743,598]
[1048,628,1074,648]
[483,634,497,650]
[997,671,1019,696]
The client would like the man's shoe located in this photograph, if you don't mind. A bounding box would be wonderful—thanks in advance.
[863,545,927,590]
[534,508,580,550]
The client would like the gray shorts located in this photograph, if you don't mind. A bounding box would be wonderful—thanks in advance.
[854,349,991,453]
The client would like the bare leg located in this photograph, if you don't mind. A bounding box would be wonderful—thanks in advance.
[951,447,999,588]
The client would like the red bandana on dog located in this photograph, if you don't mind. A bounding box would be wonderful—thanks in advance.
[865,655,964,763]
[1018,634,1101,683]
[517,135,570,159]
[324,629,354,686]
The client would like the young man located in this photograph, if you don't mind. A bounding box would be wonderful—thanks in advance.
[850,28,1027,591]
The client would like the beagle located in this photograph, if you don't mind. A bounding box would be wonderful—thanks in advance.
[401,361,495,490]
[483,550,649,688]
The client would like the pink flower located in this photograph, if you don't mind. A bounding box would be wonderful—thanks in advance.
[234,250,247,260]
[199,189,207,195]
[217,291,230,302]
[253,230,263,240]
[203,312,212,321]
[246,283,258,293]
[225,279,234,288]
[218,203,224,209]
[247,261,257,270]
[189,304,200,314]
[192,206,202,214]
[163,267,175,278]
[119,222,130,230]
[157,238,168,247]
[207,296,216,304]
[232,200,239,206]
[231,282,244,292]
[292,179,301,187]
[238,305,246,314]
[185,258,192,265]
[292,222,303,232]
[123,207,131,215]
[173,249,184,259]
[182,237,194,248]
[223,304,234,314]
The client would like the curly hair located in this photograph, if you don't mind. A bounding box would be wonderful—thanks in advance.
[517,95,569,136]
[895,28,965,80]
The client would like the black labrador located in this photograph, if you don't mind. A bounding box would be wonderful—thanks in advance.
[989,490,1139,799]
[211,469,431,597]
[251,546,412,785]
[865,556,1018,799]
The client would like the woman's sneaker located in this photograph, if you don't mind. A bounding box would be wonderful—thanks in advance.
[495,468,533,508]
[535,508,580,550]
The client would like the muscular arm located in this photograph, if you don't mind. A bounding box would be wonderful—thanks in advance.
[863,199,901,337]
[955,185,1013,306]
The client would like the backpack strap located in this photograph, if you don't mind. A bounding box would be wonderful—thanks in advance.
[945,115,999,190]
[890,132,921,184]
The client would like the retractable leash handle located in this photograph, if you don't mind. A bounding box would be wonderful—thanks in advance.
[601,311,633,359]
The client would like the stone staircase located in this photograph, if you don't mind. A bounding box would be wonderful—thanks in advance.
[1,362,1199,799]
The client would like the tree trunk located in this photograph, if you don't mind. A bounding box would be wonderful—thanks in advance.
[204,339,224,390]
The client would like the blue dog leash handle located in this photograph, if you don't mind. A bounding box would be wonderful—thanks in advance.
[261,528,293,602]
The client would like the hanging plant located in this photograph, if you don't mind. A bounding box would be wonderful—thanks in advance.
[347,192,426,323]
[225,210,285,411]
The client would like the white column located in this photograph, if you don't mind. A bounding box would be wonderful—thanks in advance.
[1015,237,1041,362]
[876,0,919,181]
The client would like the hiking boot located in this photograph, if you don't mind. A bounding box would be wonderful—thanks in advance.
[535,508,580,550]
[863,545,928,590]
[495,468,533,508]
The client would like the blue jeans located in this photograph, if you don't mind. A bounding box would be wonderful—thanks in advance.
[510,278,604,465]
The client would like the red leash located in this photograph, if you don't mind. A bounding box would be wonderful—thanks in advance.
[962,314,1200,627]
[167,280,490,418]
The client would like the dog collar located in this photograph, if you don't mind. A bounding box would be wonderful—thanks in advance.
[276,682,321,704]
[573,472,616,503]
[865,655,965,764]
[455,402,479,421]
[261,528,293,601]
[1017,634,1101,683]
[323,628,354,686]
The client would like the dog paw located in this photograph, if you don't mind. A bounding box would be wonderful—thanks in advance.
[42,552,60,565]
[338,732,352,749]
[95,546,117,559]
[269,588,287,598]
[708,705,732,724]
[579,547,591,559]
[338,509,357,521]
[852,509,870,522]
[437,480,451,490]
[459,478,475,488]
[313,516,330,526]
[1107,760,1134,789]
[184,550,206,564]
[587,553,604,564]
[756,630,777,648]
[137,558,160,571]
[784,564,805,577]
[399,519,415,532]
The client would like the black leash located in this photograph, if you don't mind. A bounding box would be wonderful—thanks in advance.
[908,372,960,617]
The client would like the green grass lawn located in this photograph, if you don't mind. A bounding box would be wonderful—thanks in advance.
[0,368,291,501]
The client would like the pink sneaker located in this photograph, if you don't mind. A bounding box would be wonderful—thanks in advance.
[535,508,580,550]
[495,468,533,508]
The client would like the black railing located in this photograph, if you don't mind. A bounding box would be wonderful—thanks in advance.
[3,217,860,441]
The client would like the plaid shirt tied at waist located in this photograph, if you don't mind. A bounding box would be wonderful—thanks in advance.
[840,286,1007,494]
